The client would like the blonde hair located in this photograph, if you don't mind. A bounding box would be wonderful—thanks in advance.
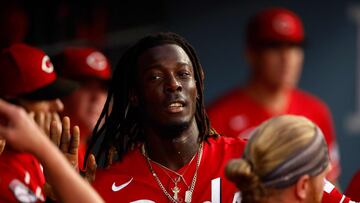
[226,115,323,203]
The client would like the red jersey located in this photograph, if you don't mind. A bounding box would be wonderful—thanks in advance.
[207,88,340,182]
[346,170,360,201]
[78,142,86,170]
[0,149,46,203]
[92,136,353,203]
[93,136,246,203]
[323,180,355,203]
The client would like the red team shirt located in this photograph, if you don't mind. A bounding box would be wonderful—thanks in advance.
[346,170,360,201]
[207,88,340,182]
[323,180,354,203]
[92,136,354,203]
[0,150,46,203]
[93,136,245,203]
[78,142,86,170]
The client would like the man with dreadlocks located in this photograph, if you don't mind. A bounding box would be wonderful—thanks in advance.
[86,32,246,202]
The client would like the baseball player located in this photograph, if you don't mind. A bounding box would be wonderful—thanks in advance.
[54,47,111,169]
[207,7,340,183]
[0,44,77,202]
[226,115,355,203]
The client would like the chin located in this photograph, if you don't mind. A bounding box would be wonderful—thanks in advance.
[163,120,191,132]
[157,116,194,136]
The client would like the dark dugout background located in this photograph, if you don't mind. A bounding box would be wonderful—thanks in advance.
[2,0,360,189]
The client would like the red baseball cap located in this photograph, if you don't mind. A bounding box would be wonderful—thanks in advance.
[54,47,111,82]
[0,44,78,100]
[246,7,304,47]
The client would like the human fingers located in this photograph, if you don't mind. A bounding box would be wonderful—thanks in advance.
[85,154,97,183]
[69,125,80,155]
[60,116,71,153]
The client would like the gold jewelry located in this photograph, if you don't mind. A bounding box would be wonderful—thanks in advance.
[142,143,203,203]
[149,151,197,188]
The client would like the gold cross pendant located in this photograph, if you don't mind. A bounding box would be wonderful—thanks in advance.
[172,185,180,201]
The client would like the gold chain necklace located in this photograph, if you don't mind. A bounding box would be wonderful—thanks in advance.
[142,143,203,203]
[148,150,198,188]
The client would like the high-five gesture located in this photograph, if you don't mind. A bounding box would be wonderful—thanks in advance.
[0,99,104,203]
[49,116,80,171]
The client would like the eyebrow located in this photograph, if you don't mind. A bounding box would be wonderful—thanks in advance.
[143,62,192,72]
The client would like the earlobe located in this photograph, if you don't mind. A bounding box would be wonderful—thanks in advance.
[295,175,310,200]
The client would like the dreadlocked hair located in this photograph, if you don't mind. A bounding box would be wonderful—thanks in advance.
[84,32,218,168]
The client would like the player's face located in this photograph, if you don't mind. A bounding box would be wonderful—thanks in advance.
[136,44,197,131]
[250,44,303,90]
[18,98,64,113]
[62,80,107,134]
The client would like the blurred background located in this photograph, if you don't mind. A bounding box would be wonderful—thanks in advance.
[1,0,360,189]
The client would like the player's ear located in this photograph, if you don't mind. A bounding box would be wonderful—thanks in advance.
[295,175,310,200]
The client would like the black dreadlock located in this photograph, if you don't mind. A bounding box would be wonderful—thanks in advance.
[84,32,217,168]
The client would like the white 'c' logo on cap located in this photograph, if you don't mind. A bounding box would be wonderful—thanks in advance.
[41,55,54,73]
[86,51,107,71]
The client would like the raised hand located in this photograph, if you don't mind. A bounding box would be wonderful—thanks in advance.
[29,111,61,138]
[44,116,80,200]
[84,154,97,183]
[0,99,104,203]
[48,116,80,170]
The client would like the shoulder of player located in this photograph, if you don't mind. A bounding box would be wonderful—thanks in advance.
[205,136,246,155]
[292,89,330,109]
[345,169,360,198]
[207,87,245,111]
[323,179,354,203]
[0,150,41,171]
[95,147,146,178]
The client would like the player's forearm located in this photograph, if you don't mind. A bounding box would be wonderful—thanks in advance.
[34,138,104,203]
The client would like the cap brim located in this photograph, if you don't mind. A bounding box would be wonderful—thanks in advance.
[76,77,110,88]
[21,77,79,100]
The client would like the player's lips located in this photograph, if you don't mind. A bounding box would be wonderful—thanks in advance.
[165,100,186,113]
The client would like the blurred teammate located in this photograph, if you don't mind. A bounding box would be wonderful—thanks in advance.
[54,47,111,168]
[0,44,77,202]
[226,115,354,203]
[207,7,340,182]
[0,99,104,203]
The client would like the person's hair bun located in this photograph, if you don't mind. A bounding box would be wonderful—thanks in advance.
[226,159,266,203]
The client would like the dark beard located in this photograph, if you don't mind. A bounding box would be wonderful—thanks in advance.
[158,119,192,139]
[138,102,196,139]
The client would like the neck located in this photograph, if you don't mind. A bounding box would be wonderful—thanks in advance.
[246,79,292,115]
[143,119,200,171]
[262,187,299,203]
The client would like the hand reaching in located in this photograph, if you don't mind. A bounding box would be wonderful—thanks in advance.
[0,99,46,154]
[29,111,61,138]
